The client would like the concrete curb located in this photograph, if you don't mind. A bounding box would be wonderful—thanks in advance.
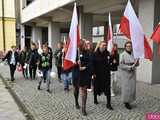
[0,74,36,120]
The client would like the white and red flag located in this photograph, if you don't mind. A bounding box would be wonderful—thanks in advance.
[151,23,160,56]
[63,3,80,70]
[119,0,152,60]
[107,12,113,53]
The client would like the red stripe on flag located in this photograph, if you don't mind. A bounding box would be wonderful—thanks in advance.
[77,25,80,48]
[63,59,74,70]
[151,24,160,44]
[119,16,131,39]
[151,24,160,57]
[144,36,152,60]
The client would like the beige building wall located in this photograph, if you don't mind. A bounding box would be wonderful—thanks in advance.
[0,0,16,51]
[4,18,16,50]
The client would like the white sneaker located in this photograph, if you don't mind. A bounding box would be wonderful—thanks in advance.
[111,93,115,97]
[111,89,115,97]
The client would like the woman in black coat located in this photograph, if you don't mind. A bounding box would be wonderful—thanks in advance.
[79,40,93,116]
[93,41,113,110]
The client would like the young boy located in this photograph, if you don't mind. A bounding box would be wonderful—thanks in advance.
[37,44,52,92]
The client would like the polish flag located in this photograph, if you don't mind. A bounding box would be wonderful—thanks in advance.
[119,0,152,60]
[107,12,113,53]
[151,23,160,56]
[63,3,80,70]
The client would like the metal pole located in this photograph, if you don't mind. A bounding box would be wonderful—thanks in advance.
[2,0,6,51]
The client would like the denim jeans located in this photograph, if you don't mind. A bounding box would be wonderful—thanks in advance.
[61,71,72,89]
[38,69,50,90]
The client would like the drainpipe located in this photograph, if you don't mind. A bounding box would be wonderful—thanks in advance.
[2,0,6,51]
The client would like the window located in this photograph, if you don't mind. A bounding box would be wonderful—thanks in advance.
[92,26,104,43]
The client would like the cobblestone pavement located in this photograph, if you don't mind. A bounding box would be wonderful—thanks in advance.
[0,65,160,120]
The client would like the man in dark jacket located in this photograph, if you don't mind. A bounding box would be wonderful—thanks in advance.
[26,43,39,80]
[3,45,19,81]
[54,42,63,82]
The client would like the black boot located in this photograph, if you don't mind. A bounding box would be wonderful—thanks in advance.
[37,85,40,90]
[124,103,132,110]
[106,95,113,110]
[94,94,98,104]
[74,89,80,109]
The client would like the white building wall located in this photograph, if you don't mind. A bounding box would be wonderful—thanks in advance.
[137,0,154,84]
[21,0,74,23]
[4,0,15,18]
[48,22,60,52]
[31,27,42,43]
[0,0,15,18]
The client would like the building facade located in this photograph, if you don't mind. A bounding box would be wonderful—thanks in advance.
[20,0,160,84]
[0,0,16,51]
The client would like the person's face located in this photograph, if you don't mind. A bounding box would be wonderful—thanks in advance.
[113,45,117,51]
[31,45,36,50]
[43,47,48,54]
[99,42,107,52]
[12,47,16,52]
[125,43,132,52]
[85,41,91,50]
[57,43,61,49]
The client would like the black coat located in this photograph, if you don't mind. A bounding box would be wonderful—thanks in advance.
[3,51,19,66]
[38,53,52,70]
[48,47,53,69]
[110,52,119,71]
[19,51,28,65]
[26,49,39,66]
[93,48,112,96]
[54,49,62,67]
[79,50,93,88]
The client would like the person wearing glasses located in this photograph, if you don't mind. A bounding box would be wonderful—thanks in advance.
[119,41,139,110]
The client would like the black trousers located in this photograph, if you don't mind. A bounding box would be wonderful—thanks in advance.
[9,64,16,81]
[56,66,62,80]
[29,65,37,79]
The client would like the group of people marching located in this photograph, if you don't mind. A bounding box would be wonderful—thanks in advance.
[54,39,139,116]
[2,42,53,92]
[2,39,139,116]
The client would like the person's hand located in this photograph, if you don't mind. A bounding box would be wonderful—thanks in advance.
[80,66,86,71]
[17,63,20,66]
[92,74,96,79]
[134,59,139,67]
[130,64,136,71]
[77,60,80,65]
[113,59,117,64]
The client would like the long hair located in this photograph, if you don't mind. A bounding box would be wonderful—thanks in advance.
[94,40,106,52]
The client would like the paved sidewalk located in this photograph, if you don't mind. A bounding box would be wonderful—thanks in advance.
[0,65,160,120]
[0,78,26,120]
